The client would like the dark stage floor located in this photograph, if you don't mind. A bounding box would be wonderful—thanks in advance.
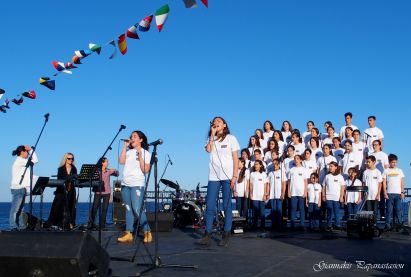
[98,226,411,277]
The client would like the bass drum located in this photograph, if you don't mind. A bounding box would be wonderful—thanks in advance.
[174,201,202,227]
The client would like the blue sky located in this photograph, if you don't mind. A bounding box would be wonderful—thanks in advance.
[0,0,410,202]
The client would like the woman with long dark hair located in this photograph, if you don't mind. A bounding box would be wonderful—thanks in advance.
[117,130,152,243]
[197,116,239,247]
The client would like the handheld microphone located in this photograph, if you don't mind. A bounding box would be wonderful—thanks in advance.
[168,154,173,165]
[120,124,126,130]
[44,113,50,121]
[148,139,163,146]
[120,139,130,142]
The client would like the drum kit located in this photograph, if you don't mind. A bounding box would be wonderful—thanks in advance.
[160,179,207,227]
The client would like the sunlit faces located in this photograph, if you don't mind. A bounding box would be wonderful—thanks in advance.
[212,117,226,134]
[20,149,29,159]
[329,163,338,174]
[372,140,382,151]
[389,159,397,169]
[66,155,74,164]
[294,155,302,166]
[130,132,143,148]
[344,142,352,152]
[254,150,262,161]
[307,121,314,131]
[282,121,291,131]
[366,158,376,169]
[322,145,332,156]
[253,160,263,172]
[264,121,273,132]
[368,117,376,128]
[345,114,353,125]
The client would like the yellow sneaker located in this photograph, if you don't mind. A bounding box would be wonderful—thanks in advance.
[143,231,153,244]
[117,231,133,243]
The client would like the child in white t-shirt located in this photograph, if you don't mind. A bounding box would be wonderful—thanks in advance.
[250,160,269,230]
[332,137,344,164]
[383,154,405,229]
[288,155,309,229]
[322,161,345,231]
[317,144,337,185]
[363,115,384,154]
[268,159,286,229]
[263,120,275,146]
[234,158,249,218]
[362,155,382,216]
[307,173,322,230]
[345,167,362,216]
[291,132,305,156]
[302,149,318,174]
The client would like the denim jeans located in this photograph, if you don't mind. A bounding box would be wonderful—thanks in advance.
[290,196,305,227]
[236,196,248,218]
[308,203,320,229]
[253,200,266,228]
[121,186,150,232]
[385,194,402,227]
[326,200,342,228]
[9,188,26,230]
[270,199,283,227]
[205,180,232,233]
[347,203,359,216]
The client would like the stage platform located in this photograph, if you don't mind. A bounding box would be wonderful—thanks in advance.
[98,226,411,276]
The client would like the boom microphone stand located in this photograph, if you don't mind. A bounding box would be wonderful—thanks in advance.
[137,140,197,276]
[19,113,50,230]
[88,124,126,244]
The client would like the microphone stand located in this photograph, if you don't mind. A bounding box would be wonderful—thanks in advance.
[19,113,50,230]
[88,125,126,244]
[137,144,197,276]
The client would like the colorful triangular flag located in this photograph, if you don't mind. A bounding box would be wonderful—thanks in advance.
[12,96,23,105]
[107,40,117,59]
[72,55,82,64]
[126,25,140,39]
[138,15,153,32]
[183,0,198,8]
[39,77,56,91]
[118,34,127,55]
[201,0,208,8]
[155,5,170,32]
[3,98,10,109]
[89,43,102,55]
[0,88,4,101]
[22,90,36,99]
[74,50,92,58]
[52,61,72,74]
[64,62,77,70]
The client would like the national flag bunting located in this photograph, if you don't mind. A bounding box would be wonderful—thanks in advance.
[22,90,36,99]
[118,34,127,55]
[155,5,170,32]
[39,77,55,90]
[138,15,153,32]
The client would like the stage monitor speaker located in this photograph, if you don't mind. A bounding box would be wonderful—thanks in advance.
[112,190,125,223]
[147,212,174,232]
[0,231,110,277]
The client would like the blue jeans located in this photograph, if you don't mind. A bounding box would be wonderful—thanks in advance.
[308,203,320,229]
[205,180,232,233]
[290,196,305,227]
[326,200,342,228]
[121,186,150,232]
[9,188,26,230]
[347,203,359,216]
[236,197,248,218]
[270,199,282,227]
[253,200,266,228]
[385,194,402,227]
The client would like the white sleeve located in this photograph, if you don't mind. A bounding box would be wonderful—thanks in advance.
[399,169,405,179]
[230,135,240,152]
[143,150,151,165]
[378,171,383,182]
[30,151,39,164]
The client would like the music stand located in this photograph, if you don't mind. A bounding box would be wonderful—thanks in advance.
[78,164,101,229]
[32,177,50,228]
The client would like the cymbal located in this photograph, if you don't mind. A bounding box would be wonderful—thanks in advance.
[160,179,179,190]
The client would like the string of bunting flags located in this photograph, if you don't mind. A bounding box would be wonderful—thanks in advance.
[0,0,208,114]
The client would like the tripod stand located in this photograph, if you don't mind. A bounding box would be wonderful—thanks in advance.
[137,142,197,276]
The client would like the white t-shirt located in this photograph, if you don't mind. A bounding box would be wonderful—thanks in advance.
[323,173,345,201]
[282,131,292,144]
[345,179,362,204]
[248,146,263,161]
[122,149,151,187]
[307,183,322,204]
[235,170,250,197]
[268,170,286,199]
[266,162,286,174]
[263,131,274,144]
[259,139,267,149]
[317,155,337,184]
[352,141,365,165]
[264,151,273,164]
[208,134,240,181]
[383,168,404,194]
[277,140,286,157]
[362,168,383,200]
[341,137,354,148]
[363,127,384,152]
[283,157,295,175]
[250,160,267,173]
[11,151,39,190]
[288,166,310,197]
[303,159,317,174]
[250,171,268,201]
[310,148,323,162]
[303,132,311,146]
[339,124,358,140]
[370,151,388,174]
[322,137,334,147]
[292,142,305,156]
[332,148,345,163]
[339,152,362,179]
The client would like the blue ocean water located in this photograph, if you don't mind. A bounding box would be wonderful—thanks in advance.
[0,201,157,230]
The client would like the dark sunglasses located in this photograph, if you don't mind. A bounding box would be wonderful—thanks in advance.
[67,157,74,161]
